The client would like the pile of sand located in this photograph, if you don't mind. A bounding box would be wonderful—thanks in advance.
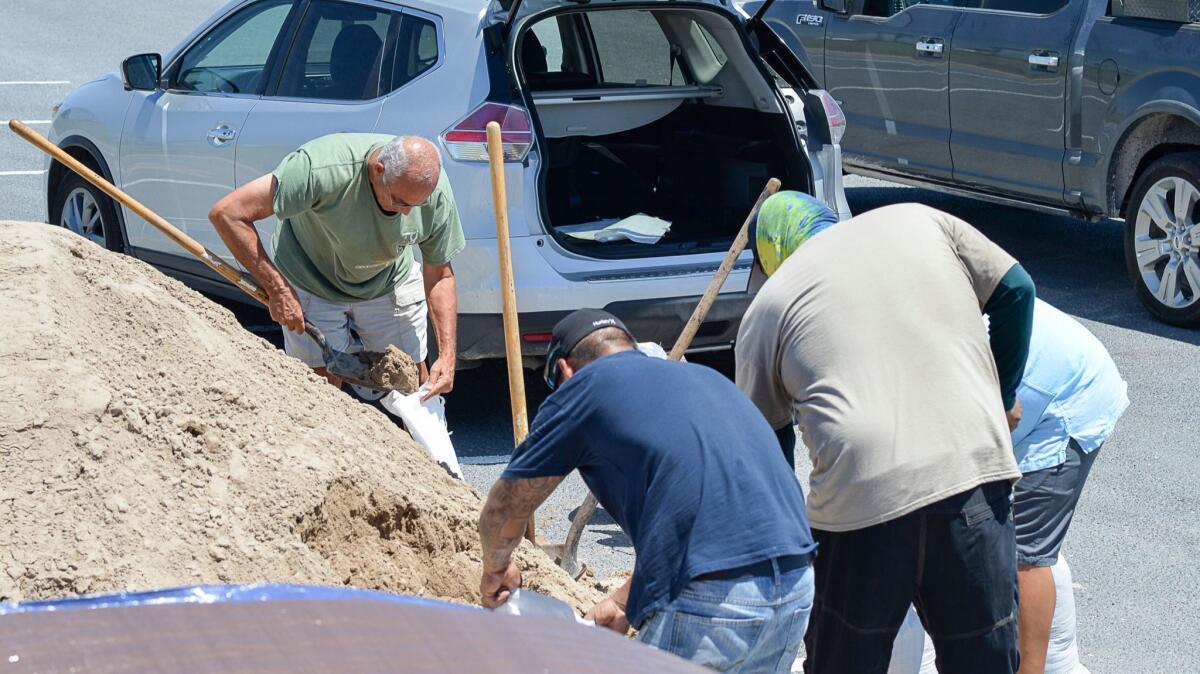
[0,222,599,610]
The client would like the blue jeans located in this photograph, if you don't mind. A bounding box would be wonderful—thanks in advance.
[638,562,815,673]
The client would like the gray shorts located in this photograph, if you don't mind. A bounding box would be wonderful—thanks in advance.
[282,271,428,369]
[1013,439,1099,567]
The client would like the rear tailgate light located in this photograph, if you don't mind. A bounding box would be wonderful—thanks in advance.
[814,90,846,145]
[441,102,533,162]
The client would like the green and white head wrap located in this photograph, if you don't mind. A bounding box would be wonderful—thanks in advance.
[752,191,839,277]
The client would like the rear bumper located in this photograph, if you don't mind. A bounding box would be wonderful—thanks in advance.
[457,291,753,362]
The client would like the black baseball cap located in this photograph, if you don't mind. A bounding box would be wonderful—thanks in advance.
[543,309,634,390]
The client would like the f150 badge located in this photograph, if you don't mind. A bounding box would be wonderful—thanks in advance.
[796,13,824,25]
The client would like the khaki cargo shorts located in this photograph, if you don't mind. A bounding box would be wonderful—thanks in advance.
[282,266,427,369]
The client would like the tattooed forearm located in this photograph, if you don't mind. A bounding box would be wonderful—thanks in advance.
[479,476,563,572]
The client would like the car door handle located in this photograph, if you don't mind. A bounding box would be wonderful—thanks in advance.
[916,39,944,57]
[1028,52,1060,70]
[207,124,237,146]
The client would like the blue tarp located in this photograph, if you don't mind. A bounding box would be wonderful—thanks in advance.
[0,583,479,615]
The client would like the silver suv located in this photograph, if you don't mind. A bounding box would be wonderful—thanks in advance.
[48,0,849,362]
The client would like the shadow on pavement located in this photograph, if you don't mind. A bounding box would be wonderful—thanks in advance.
[570,506,633,550]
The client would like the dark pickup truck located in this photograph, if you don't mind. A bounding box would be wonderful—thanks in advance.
[749,0,1200,326]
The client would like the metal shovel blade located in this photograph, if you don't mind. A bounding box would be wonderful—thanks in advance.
[538,543,588,581]
[324,349,383,390]
[540,494,598,580]
[304,321,389,391]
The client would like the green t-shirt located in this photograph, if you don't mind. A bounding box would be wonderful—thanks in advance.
[271,133,466,304]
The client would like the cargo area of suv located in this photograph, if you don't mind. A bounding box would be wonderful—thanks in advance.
[515,6,812,259]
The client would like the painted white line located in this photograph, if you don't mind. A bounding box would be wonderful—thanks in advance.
[20,120,51,125]
[0,170,45,176]
[0,81,70,85]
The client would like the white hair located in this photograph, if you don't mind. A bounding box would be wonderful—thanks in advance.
[377,136,440,186]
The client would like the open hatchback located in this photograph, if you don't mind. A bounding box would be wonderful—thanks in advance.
[477,0,850,261]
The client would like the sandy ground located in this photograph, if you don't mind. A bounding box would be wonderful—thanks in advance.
[0,222,599,611]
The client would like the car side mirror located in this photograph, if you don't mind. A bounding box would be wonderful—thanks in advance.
[121,53,162,91]
[819,0,851,13]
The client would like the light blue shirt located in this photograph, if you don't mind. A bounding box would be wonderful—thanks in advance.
[1010,300,1129,473]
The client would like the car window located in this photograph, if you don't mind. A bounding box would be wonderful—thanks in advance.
[277,0,401,100]
[173,0,294,94]
[859,0,964,18]
[530,17,569,73]
[586,10,685,86]
[392,14,440,89]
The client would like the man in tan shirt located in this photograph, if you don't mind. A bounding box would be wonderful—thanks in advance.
[735,193,1035,674]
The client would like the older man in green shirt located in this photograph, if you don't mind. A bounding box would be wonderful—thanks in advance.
[210,133,465,398]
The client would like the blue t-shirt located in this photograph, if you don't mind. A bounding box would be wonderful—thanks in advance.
[502,350,816,628]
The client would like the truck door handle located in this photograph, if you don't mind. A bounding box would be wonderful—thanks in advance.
[207,124,237,146]
[1028,52,1060,71]
[916,39,945,57]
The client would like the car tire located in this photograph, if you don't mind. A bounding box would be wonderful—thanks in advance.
[50,172,125,252]
[1123,152,1200,328]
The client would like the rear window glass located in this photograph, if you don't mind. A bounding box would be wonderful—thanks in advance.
[586,10,684,86]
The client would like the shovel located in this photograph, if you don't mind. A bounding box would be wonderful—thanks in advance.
[546,177,783,579]
[485,121,538,543]
[9,119,385,390]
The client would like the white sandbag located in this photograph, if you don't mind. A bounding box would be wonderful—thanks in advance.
[889,607,937,674]
[494,589,594,626]
[1047,554,1089,674]
[890,555,1088,674]
[635,341,669,359]
[381,387,463,479]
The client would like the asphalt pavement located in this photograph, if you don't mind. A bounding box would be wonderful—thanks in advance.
[0,2,1196,672]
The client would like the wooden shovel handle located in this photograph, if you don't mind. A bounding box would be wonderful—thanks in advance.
[8,119,271,307]
[668,177,781,361]
[486,121,536,543]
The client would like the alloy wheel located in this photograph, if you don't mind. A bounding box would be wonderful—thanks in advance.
[1131,176,1200,309]
[60,186,106,246]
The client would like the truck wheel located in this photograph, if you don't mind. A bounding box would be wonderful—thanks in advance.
[1124,153,1200,327]
[50,172,125,252]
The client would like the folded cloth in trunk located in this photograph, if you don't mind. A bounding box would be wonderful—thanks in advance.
[558,213,672,244]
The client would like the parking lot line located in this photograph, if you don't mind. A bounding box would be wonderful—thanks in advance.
[0,170,44,176]
[0,81,70,85]
[20,120,51,125]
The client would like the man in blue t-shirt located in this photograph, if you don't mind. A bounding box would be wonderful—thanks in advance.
[478,309,818,673]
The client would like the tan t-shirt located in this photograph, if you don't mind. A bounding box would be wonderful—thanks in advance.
[736,203,1022,532]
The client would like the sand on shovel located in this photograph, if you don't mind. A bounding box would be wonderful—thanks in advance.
[363,345,420,393]
[0,222,600,611]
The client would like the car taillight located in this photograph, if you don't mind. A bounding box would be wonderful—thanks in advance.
[814,90,846,146]
[441,102,533,162]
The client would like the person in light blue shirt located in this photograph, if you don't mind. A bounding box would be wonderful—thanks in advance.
[1008,298,1128,674]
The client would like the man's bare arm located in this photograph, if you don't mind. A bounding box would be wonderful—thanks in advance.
[479,476,563,573]
[421,261,457,399]
[209,175,303,333]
